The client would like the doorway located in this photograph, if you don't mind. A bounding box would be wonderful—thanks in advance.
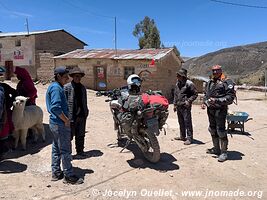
[5,61,14,80]
[94,66,107,91]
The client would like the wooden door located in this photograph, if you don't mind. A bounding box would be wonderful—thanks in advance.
[94,66,107,91]
[5,61,14,80]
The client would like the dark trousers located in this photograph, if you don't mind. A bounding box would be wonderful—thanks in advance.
[207,108,228,152]
[71,117,86,154]
[177,106,193,140]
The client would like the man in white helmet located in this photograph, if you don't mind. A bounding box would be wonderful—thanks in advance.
[127,74,142,95]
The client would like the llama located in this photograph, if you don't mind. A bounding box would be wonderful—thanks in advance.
[12,96,45,150]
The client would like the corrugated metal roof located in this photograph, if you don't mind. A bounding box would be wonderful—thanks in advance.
[0,29,87,45]
[54,48,174,60]
[0,29,62,37]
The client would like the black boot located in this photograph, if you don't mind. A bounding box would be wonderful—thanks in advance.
[218,138,228,162]
[206,136,221,155]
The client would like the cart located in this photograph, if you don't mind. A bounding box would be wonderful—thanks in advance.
[227,111,252,133]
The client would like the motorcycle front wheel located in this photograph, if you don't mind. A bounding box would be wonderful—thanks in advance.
[140,130,160,163]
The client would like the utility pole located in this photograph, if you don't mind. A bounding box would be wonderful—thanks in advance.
[26,18,29,35]
[265,67,267,97]
[114,16,117,56]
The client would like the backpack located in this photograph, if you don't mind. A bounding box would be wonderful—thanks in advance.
[141,93,169,109]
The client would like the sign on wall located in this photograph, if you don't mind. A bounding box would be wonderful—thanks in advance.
[14,50,24,59]
[136,63,157,73]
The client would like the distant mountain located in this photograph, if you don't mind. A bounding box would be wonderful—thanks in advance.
[183,42,267,85]
[181,57,191,62]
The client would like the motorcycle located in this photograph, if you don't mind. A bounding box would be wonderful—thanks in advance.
[103,87,169,163]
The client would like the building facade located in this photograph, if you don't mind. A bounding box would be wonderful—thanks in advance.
[0,29,86,80]
[54,48,183,98]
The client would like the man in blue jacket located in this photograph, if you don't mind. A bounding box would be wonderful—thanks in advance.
[46,66,83,184]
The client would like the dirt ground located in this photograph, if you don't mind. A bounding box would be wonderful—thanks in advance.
[0,81,267,200]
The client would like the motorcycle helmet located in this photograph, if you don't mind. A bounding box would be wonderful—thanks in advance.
[127,74,142,93]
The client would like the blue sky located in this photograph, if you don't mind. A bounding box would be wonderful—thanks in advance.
[0,0,267,57]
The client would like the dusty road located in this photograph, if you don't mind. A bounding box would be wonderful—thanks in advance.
[0,81,267,200]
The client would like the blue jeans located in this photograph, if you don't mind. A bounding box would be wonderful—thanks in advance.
[49,123,73,177]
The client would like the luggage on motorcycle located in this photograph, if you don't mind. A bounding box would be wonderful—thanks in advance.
[141,93,169,109]
[141,93,169,130]
[118,112,133,133]
[122,95,144,112]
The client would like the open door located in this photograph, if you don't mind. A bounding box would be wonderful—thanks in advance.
[94,66,107,91]
[5,61,14,80]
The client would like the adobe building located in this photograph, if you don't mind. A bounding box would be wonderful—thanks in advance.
[0,29,86,80]
[54,48,183,98]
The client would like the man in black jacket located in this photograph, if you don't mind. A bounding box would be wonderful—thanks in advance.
[173,68,198,145]
[201,65,235,162]
[64,67,89,157]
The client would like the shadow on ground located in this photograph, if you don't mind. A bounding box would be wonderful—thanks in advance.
[212,150,245,161]
[117,139,179,172]
[72,150,104,160]
[0,160,27,174]
[73,167,94,179]
[228,130,254,140]
[192,139,205,145]
[3,123,53,160]
[227,151,245,161]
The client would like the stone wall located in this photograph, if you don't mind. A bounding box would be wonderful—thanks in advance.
[54,50,182,99]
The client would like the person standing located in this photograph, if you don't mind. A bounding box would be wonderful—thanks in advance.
[173,68,198,145]
[64,67,88,157]
[14,66,37,106]
[46,66,83,184]
[0,67,16,159]
[201,65,235,162]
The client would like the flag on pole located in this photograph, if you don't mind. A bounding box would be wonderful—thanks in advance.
[149,59,155,67]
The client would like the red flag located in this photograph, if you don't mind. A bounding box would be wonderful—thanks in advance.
[149,59,155,66]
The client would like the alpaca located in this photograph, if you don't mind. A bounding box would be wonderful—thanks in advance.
[12,96,45,150]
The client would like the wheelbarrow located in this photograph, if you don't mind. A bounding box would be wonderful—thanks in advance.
[227,111,252,133]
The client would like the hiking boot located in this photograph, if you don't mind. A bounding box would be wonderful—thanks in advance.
[174,137,186,141]
[63,175,84,185]
[51,171,64,181]
[184,139,192,145]
[206,147,221,155]
[218,153,228,162]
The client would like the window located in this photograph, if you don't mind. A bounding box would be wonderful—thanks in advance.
[15,39,21,47]
[124,66,135,79]
[0,43,2,48]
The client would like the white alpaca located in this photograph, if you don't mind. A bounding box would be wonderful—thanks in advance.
[12,96,45,150]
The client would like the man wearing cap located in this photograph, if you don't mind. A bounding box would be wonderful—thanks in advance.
[201,65,235,162]
[173,68,198,145]
[46,66,83,184]
[64,67,88,158]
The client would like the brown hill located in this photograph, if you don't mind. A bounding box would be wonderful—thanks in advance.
[183,41,267,85]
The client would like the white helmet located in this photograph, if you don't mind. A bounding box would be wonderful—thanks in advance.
[127,74,142,91]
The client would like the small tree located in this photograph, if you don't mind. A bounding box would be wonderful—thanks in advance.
[172,45,180,57]
[133,16,161,49]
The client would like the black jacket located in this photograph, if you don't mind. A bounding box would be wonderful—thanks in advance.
[204,77,235,108]
[173,80,198,107]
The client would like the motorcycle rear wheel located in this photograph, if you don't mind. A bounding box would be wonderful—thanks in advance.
[141,130,160,163]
